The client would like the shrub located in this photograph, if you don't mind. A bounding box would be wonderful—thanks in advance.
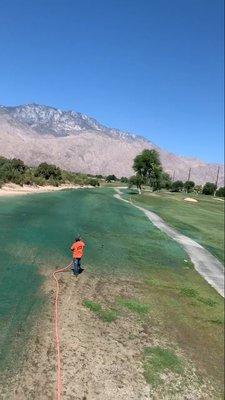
[194,185,202,194]
[88,178,99,187]
[216,187,225,198]
[106,174,118,182]
[35,162,62,181]
[184,180,195,193]
[33,176,46,186]
[120,177,128,183]
[202,182,217,195]
[171,180,184,192]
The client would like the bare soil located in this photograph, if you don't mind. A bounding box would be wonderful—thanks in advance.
[0,270,217,400]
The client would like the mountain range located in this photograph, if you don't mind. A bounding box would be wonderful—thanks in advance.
[0,103,223,186]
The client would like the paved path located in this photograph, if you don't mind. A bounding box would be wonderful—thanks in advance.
[114,189,224,297]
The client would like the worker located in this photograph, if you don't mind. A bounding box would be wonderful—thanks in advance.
[70,236,85,276]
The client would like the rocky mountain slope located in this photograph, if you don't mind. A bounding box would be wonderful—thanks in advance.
[0,104,223,185]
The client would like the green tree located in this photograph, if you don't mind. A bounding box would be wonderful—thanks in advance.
[120,177,128,183]
[11,158,26,173]
[106,174,117,182]
[184,180,195,193]
[35,162,62,181]
[161,172,172,190]
[0,157,26,184]
[171,180,184,192]
[202,182,217,195]
[194,185,203,194]
[215,187,225,198]
[128,175,143,191]
[88,178,100,187]
[133,149,162,190]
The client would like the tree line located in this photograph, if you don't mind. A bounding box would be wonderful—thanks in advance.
[128,149,224,197]
[1,152,224,197]
[0,156,100,188]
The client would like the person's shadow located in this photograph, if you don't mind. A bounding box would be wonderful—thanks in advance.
[78,268,84,274]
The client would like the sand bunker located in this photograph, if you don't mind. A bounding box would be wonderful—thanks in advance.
[184,197,198,203]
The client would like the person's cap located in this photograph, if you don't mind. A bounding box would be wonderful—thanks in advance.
[75,235,81,241]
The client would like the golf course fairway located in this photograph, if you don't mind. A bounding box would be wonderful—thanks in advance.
[0,188,224,399]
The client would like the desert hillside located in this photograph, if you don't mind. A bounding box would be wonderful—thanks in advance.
[0,104,223,185]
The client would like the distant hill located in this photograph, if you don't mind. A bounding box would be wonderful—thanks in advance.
[0,103,223,185]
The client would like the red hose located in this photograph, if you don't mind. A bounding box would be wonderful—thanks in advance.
[52,262,72,400]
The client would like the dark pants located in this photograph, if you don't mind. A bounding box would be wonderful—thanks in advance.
[73,258,81,276]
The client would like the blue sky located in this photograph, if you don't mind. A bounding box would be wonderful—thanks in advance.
[0,0,224,163]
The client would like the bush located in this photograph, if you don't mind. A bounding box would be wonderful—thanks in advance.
[35,162,62,181]
[161,172,172,190]
[0,155,98,188]
[88,178,100,187]
[184,180,195,193]
[33,176,46,186]
[120,177,128,183]
[216,187,225,198]
[202,182,217,195]
[106,174,117,182]
[194,185,202,194]
[10,158,26,173]
[48,178,59,187]
[0,157,26,184]
[171,180,184,192]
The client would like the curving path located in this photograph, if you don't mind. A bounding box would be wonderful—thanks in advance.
[114,189,224,298]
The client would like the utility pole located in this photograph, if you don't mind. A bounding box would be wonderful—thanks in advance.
[215,166,220,188]
[213,166,220,196]
[187,168,191,181]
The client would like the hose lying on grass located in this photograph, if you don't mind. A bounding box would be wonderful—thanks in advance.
[52,262,72,400]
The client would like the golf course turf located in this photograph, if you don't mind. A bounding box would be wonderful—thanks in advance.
[0,188,224,398]
[122,189,224,264]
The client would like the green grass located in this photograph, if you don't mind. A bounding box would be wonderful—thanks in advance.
[117,298,150,315]
[83,299,118,322]
[180,287,198,298]
[122,190,224,263]
[143,346,183,386]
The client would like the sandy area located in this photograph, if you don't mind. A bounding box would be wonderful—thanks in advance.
[184,197,198,203]
[0,183,93,197]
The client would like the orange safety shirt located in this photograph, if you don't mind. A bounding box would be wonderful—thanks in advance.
[71,240,85,258]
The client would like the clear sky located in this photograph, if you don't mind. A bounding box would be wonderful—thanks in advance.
[0,0,224,163]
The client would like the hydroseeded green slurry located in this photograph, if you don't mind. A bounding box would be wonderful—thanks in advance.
[0,188,221,382]
[0,188,198,375]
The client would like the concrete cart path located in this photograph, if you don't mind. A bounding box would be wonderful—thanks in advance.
[114,189,224,298]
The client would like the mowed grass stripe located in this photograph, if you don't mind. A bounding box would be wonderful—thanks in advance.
[122,189,224,264]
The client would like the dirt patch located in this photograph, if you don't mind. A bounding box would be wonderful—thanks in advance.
[0,271,218,399]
